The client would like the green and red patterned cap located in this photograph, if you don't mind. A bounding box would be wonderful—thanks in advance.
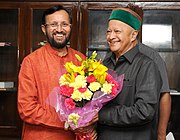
[109,8,142,30]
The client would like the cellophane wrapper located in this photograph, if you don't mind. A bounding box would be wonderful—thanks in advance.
[47,69,124,130]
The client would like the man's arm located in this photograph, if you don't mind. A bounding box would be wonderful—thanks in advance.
[18,57,63,128]
[158,92,171,140]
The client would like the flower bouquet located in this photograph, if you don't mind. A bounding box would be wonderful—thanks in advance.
[47,51,124,138]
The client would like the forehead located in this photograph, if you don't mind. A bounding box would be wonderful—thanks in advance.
[46,10,70,22]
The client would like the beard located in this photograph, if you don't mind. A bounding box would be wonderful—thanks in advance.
[46,31,71,49]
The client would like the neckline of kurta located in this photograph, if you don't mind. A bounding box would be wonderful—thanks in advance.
[45,42,69,57]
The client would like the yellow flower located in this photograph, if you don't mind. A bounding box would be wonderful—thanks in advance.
[71,90,82,101]
[65,62,85,76]
[92,63,107,84]
[59,75,70,85]
[63,73,75,83]
[101,82,113,94]
[88,82,101,92]
[94,64,108,75]
[88,61,100,72]
[95,72,107,85]
[82,89,93,100]
[73,65,85,76]
[64,62,74,73]
[69,75,87,89]
[68,113,80,127]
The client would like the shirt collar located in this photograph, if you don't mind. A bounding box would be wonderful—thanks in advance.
[104,44,139,64]
[123,44,139,63]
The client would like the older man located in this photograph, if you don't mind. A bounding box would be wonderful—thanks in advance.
[97,7,162,140]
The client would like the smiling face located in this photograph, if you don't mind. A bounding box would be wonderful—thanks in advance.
[106,20,138,58]
[41,10,71,49]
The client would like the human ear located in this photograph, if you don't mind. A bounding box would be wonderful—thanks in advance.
[131,30,138,41]
[41,25,46,35]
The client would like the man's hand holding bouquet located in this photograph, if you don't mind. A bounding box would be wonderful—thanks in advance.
[47,51,124,139]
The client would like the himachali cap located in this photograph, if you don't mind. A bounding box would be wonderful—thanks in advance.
[109,8,142,30]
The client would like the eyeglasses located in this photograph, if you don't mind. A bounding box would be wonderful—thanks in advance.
[45,22,71,29]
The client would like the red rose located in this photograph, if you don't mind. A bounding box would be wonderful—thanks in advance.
[106,73,113,82]
[64,98,76,110]
[111,80,119,96]
[86,75,96,83]
[78,87,87,93]
[60,85,74,97]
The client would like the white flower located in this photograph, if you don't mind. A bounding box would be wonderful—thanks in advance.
[68,113,80,127]
[82,89,93,100]
[101,82,113,94]
[71,90,82,102]
[70,75,87,89]
[88,82,101,92]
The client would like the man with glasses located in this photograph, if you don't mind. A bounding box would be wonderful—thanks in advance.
[18,5,86,140]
